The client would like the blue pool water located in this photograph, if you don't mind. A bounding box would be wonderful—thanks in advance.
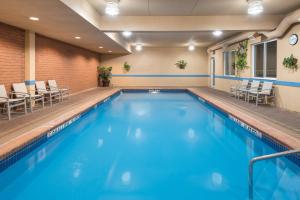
[0,91,299,200]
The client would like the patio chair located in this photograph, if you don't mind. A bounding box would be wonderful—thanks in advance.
[237,80,260,102]
[48,80,70,101]
[230,80,249,98]
[35,81,61,106]
[12,83,44,112]
[248,81,274,106]
[0,85,27,120]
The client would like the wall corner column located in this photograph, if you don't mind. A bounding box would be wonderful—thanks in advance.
[25,30,36,93]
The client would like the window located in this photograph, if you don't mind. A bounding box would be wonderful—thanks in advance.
[253,40,277,78]
[224,51,236,76]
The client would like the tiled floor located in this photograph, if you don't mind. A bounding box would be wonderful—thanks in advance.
[1,87,300,156]
[192,87,300,135]
[0,88,119,145]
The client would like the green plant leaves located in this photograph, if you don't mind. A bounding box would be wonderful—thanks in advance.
[235,40,249,76]
[123,62,131,72]
[283,54,298,71]
[175,60,187,69]
[98,66,112,80]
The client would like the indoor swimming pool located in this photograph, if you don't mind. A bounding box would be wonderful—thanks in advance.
[0,90,299,200]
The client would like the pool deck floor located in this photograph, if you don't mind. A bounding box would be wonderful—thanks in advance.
[1,86,300,159]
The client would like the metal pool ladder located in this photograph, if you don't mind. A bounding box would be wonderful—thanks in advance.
[248,148,300,200]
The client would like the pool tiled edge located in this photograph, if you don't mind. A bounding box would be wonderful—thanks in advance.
[187,88,300,150]
[0,88,121,171]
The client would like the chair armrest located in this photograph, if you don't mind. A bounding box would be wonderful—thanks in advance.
[36,88,49,92]
[260,88,272,91]
[0,96,9,100]
[11,91,29,96]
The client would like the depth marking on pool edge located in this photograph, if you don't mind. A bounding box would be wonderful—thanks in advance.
[103,97,111,102]
[47,115,81,138]
[198,97,206,103]
[229,115,263,139]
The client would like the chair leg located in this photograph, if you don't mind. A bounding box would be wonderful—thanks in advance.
[256,94,259,106]
[50,93,53,106]
[7,102,11,120]
[42,96,45,108]
[30,98,33,112]
[61,92,63,102]
[24,100,27,114]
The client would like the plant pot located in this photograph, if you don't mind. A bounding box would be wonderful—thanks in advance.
[98,77,102,87]
[102,79,110,87]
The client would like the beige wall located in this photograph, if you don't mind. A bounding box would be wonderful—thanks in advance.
[209,24,300,113]
[276,24,300,111]
[101,47,208,87]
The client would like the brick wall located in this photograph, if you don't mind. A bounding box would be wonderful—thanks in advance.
[36,35,100,93]
[0,22,25,92]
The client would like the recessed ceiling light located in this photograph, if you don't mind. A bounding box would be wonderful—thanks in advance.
[75,36,81,39]
[105,0,120,16]
[108,50,112,53]
[122,31,132,38]
[99,46,104,49]
[135,44,143,51]
[188,45,195,51]
[247,0,263,15]
[213,31,223,37]
[29,17,39,21]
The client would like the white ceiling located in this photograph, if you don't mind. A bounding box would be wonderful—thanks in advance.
[88,0,300,16]
[0,0,129,54]
[109,31,240,47]
[0,0,298,54]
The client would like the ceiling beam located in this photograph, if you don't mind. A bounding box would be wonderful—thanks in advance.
[97,15,284,32]
[60,0,131,53]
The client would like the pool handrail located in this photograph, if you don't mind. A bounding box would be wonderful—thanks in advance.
[248,148,300,200]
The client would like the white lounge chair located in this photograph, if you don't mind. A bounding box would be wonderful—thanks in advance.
[0,85,27,120]
[230,80,249,98]
[12,83,44,112]
[248,81,274,106]
[237,80,260,102]
[48,80,69,101]
[35,81,61,106]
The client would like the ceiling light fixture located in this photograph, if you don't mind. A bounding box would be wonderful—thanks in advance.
[105,0,120,16]
[75,36,81,39]
[213,30,223,37]
[122,31,132,38]
[99,46,104,49]
[188,45,195,51]
[29,17,39,21]
[108,50,112,53]
[135,44,143,51]
[247,0,264,15]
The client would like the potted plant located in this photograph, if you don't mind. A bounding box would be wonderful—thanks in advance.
[124,62,131,72]
[97,66,112,87]
[175,60,187,69]
[283,54,298,71]
[235,40,249,77]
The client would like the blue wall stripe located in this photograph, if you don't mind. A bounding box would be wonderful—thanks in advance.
[112,74,300,87]
[214,75,300,88]
[112,74,210,78]
[24,80,35,86]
